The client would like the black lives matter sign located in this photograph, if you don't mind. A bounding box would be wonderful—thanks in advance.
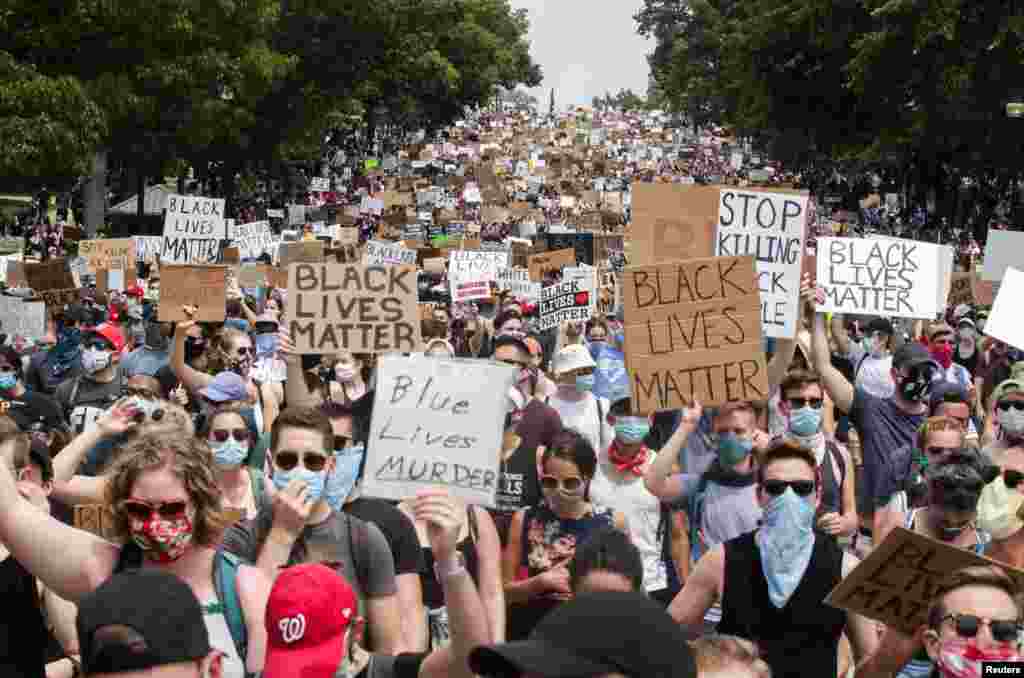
[537,278,592,332]
[161,195,226,264]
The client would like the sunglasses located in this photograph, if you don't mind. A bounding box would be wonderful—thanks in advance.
[235,346,255,357]
[998,401,1024,412]
[275,451,329,472]
[941,613,1022,644]
[333,435,350,451]
[762,479,816,497]
[211,428,249,443]
[84,341,114,351]
[540,475,584,493]
[0,364,16,373]
[787,397,824,410]
[1005,469,1024,489]
[121,499,189,522]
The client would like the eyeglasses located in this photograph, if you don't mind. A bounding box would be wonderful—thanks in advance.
[940,613,1022,644]
[120,499,189,522]
[762,479,816,497]
[333,435,350,451]
[211,428,249,443]
[997,401,1024,412]
[1005,469,1024,489]
[786,397,824,410]
[235,346,255,357]
[275,451,329,472]
[540,475,584,492]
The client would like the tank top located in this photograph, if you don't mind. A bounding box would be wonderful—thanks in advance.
[200,600,246,678]
[717,531,846,678]
[0,556,48,678]
[419,508,482,649]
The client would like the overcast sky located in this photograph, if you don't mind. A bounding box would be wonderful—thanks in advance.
[511,0,653,109]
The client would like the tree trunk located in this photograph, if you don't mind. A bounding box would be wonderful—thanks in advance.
[136,171,146,220]
[82,149,107,238]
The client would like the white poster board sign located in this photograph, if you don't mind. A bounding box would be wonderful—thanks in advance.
[715,189,808,338]
[161,194,226,264]
[497,268,541,302]
[982,230,1024,282]
[229,221,276,260]
[537,277,595,331]
[983,267,1024,351]
[309,177,330,192]
[134,236,163,262]
[816,237,941,319]
[0,296,46,339]
[363,355,517,506]
[364,240,417,266]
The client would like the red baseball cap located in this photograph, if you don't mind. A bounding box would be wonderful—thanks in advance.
[264,564,358,678]
[84,322,125,352]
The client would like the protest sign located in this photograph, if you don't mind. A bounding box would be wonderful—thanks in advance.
[38,289,79,312]
[310,177,330,192]
[222,247,240,265]
[981,267,1024,350]
[623,255,767,413]
[715,189,808,339]
[24,259,75,292]
[448,251,507,303]
[157,265,228,322]
[161,194,226,264]
[134,236,163,262]
[497,268,541,301]
[266,208,284,219]
[528,248,576,282]
[826,527,1024,633]
[364,240,417,266]
[287,204,306,226]
[973,278,999,306]
[546,232,594,266]
[815,237,941,319]
[947,273,974,308]
[73,505,116,540]
[0,297,46,339]
[363,355,517,506]
[229,220,275,260]
[981,230,1024,281]
[337,227,359,246]
[79,238,134,272]
[284,263,421,354]
[279,241,325,267]
[537,277,594,332]
[629,183,717,267]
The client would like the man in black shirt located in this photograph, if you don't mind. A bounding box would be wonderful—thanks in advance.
[0,347,65,433]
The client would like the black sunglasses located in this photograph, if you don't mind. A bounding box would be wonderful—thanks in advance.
[1005,469,1024,489]
[941,613,1022,644]
[333,435,350,451]
[762,479,816,497]
[998,401,1024,413]
[787,397,824,410]
[275,451,329,472]
[120,499,189,522]
[211,428,249,443]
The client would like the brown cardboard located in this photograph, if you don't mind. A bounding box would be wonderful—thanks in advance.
[24,259,76,292]
[157,265,228,322]
[528,248,577,282]
[628,183,718,267]
[973,278,999,306]
[284,263,421,354]
[6,261,26,288]
[423,258,446,275]
[79,238,134,271]
[279,241,325,268]
[826,527,1024,633]
[337,227,359,246]
[38,288,80,312]
[74,505,117,540]
[222,247,241,265]
[623,255,767,413]
[947,273,974,308]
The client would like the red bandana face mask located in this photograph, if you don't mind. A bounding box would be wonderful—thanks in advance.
[608,439,648,476]
[935,637,1022,678]
[130,514,195,564]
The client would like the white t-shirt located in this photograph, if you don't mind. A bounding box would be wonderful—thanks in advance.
[546,392,613,455]
[590,455,668,592]
[847,344,895,399]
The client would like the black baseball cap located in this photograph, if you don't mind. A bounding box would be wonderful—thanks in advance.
[77,570,212,675]
[893,341,939,372]
[469,591,696,678]
[492,333,532,358]
[866,317,894,335]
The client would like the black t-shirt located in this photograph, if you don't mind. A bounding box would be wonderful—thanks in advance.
[0,556,48,678]
[345,497,424,576]
[2,390,65,431]
[360,652,427,678]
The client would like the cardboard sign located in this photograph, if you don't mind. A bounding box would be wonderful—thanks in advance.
[337,227,359,246]
[947,272,974,308]
[24,259,76,292]
[973,278,999,306]
[497,268,541,301]
[982,267,1024,351]
[279,241,325,267]
[363,355,517,506]
[134,236,163,262]
[528,248,576,282]
[826,527,1024,633]
[161,194,226,264]
[229,221,276,260]
[448,251,507,303]
[73,505,117,540]
[538,278,594,331]
[816,237,941,320]
[364,241,417,266]
[546,232,595,266]
[79,238,134,272]
[287,204,306,226]
[5,260,25,288]
[157,265,228,322]
[38,289,80,312]
[284,263,421,354]
[715,189,809,339]
[623,255,768,413]
[629,183,717,267]
[310,177,330,192]
[982,230,1024,281]
[0,296,46,339]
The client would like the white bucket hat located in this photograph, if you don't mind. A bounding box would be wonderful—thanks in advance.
[552,344,596,375]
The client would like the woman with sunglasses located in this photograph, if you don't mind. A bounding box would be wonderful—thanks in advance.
[201,407,266,521]
[502,429,627,641]
[0,430,273,678]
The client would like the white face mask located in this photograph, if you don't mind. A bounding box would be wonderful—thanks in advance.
[81,348,111,374]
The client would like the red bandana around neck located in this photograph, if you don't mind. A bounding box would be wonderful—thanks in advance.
[608,440,648,476]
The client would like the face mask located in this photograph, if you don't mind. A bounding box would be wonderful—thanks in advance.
[575,374,595,394]
[0,372,17,390]
[81,348,112,374]
[614,416,650,444]
[273,466,327,504]
[958,327,975,341]
[335,366,357,383]
[543,482,585,513]
[932,344,954,369]
[211,439,248,468]
[899,373,932,402]
[788,407,822,437]
[129,513,194,563]
[756,487,816,608]
[934,636,1022,678]
[999,409,1024,438]
[716,432,753,466]
[325,444,365,511]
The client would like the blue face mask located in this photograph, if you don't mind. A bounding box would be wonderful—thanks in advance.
[211,439,248,468]
[757,487,817,608]
[614,416,650,444]
[0,372,17,390]
[716,433,753,466]
[325,444,366,511]
[788,407,822,437]
[575,374,595,394]
[273,466,327,504]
